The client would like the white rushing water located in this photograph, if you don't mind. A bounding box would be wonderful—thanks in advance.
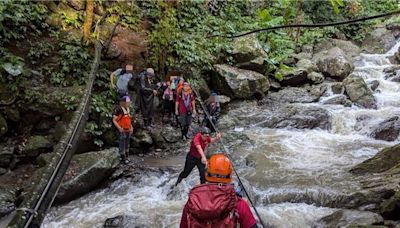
[43,41,400,227]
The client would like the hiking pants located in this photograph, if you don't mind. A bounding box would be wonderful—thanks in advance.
[178,154,206,184]
[118,132,130,159]
[178,114,192,137]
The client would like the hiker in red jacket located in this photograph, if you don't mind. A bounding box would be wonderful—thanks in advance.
[174,127,221,186]
[179,153,259,228]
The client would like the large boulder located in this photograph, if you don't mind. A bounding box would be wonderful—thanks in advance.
[55,148,119,204]
[321,94,352,107]
[313,209,384,228]
[212,64,270,99]
[0,114,7,138]
[131,130,153,148]
[343,75,376,109]
[23,135,52,157]
[370,116,400,141]
[314,39,361,59]
[314,47,354,80]
[350,144,400,175]
[362,27,396,54]
[231,34,267,73]
[278,68,308,87]
[0,186,19,219]
[267,87,322,103]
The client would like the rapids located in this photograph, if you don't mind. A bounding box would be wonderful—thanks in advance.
[43,41,400,227]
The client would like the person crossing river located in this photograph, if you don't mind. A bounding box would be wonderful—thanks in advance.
[174,127,221,186]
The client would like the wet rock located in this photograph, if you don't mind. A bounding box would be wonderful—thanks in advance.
[0,114,7,138]
[0,186,18,219]
[315,47,354,81]
[308,72,324,84]
[103,215,143,228]
[216,95,231,107]
[23,135,52,157]
[296,59,317,73]
[269,79,281,90]
[379,190,400,220]
[149,129,165,147]
[0,147,13,168]
[313,209,384,228]
[350,144,400,175]
[0,168,6,175]
[231,34,268,74]
[212,64,270,99]
[370,116,400,141]
[278,68,309,87]
[343,75,376,109]
[0,84,17,105]
[385,70,400,82]
[368,80,380,92]
[55,148,119,204]
[131,130,153,148]
[330,82,344,94]
[362,27,396,54]
[321,95,351,106]
[268,87,321,103]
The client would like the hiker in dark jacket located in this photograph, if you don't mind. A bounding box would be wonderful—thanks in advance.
[203,92,221,132]
[139,68,157,128]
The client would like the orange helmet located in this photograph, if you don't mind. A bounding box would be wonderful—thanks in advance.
[205,153,232,184]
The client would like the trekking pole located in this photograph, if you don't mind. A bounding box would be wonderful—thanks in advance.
[192,88,267,228]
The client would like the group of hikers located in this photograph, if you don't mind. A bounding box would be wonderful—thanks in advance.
[110,64,259,227]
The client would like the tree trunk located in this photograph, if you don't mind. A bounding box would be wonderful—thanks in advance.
[83,0,94,42]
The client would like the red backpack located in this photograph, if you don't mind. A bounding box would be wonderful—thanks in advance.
[186,183,237,228]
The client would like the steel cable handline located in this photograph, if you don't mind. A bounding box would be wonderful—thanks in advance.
[7,41,102,228]
[227,9,400,39]
[191,88,267,228]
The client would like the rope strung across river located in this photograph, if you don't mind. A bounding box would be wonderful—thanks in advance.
[227,9,400,38]
[192,87,268,228]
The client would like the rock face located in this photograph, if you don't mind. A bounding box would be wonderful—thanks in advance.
[212,64,270,99]
[362,27,396,54]
[315,47,354,80]
[350,144,400,175]
[370,116,400,141]
[313,210,384,228]
[23,135,52,157]
[0,114,7,138]
[55,148,119,204]
[231,34,267,74]
[343,75,376,109]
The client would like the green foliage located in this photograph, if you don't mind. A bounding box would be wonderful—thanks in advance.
[28,42,55,65]
[46,40,92,86]
[0,0,48,45]
[59,10,83,29]
[105,2,141,30]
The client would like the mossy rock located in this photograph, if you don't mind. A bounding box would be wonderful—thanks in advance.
[350,144,400,175]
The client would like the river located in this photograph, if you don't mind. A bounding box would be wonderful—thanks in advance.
[42,41,400,227]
